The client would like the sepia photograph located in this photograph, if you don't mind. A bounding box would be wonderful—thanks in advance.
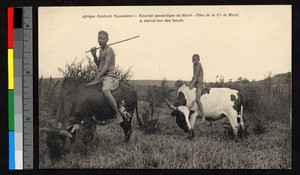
[38,5,291,169]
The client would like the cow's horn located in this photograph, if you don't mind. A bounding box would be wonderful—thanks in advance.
[39,127,51,133]
[187,101,195,109]
[59,130,73,138]
[71,124,82,133]
[58,122,62,128]
[166,99,178,111]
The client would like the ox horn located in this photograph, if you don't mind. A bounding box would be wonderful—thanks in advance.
[166,99,178,111]
[70,122,84,133]
[39,127,51,133]
[59,130,73,138]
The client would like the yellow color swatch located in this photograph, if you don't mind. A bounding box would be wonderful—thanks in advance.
[8,49,14,89]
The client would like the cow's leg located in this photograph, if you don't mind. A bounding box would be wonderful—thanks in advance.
[119,110,133,143]
[125,120,132,142]
[227,110,239,141]
[82,124,96,156]
[188,129,195,140]
[188,111,198,140]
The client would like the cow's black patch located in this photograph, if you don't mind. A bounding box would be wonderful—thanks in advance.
[230,94,236,101]
[232,92,242,115]
[171,91,189,132]
[174,111,189,133]
[174,92,187,107]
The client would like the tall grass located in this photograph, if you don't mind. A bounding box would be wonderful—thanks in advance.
[39,115,291,169]
[39,72,291,169]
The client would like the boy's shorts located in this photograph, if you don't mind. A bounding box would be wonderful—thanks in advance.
[101,75,119,91]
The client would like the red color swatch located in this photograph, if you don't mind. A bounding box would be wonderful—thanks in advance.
[8,7,14,49]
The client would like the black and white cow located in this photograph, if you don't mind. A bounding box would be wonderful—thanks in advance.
[166,85,245,140]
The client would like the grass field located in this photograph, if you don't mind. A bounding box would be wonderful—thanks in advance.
[39,74,291,169]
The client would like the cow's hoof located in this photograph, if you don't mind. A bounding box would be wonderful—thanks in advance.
[125,132,132,143]
[81,148,88,156]
[188,136,194,140]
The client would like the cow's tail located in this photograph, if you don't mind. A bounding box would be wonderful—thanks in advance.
[127,83,144,131]
[238,103,245,139]
[135,99,144,132]
[240,105,243,122]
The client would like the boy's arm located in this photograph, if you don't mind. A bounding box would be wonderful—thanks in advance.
[94,49,113,81]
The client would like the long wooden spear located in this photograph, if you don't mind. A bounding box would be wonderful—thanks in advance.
[85,35,140,53]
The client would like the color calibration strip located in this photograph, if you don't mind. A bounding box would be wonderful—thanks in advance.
[8,7,16,170]
[8,6,33,170]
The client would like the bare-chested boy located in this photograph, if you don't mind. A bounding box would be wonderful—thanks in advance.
[189,54,206,123]
[87,31,123,125]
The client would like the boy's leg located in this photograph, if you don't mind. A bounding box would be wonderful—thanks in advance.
[196,88,206,123]
[102,77,132,138]
[103,89,123,123]
[103,89,132,138]
[102,76,123,123]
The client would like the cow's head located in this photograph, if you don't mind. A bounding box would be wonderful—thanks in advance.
[39,120,73,160]
[166,94,194,133]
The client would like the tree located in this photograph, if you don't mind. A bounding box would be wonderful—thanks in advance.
[236,77,250,84]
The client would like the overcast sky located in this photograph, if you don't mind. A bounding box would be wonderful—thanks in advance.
[39,5,291,82]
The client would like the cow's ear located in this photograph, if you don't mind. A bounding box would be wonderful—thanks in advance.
[189,110,195,115]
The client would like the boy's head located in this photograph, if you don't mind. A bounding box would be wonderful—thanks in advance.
[192,54,200,64]
[98,30,109,47]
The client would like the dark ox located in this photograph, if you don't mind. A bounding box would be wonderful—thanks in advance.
[166,85,245,140]
[39,77,142,159]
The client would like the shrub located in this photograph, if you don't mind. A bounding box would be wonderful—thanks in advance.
[139,78,174,134]
[58,57,96,84]
[252,117,266,134]
[58,57,133,84]
[140,105,161,134]
[115,65,133,83]
[174,79,185,88]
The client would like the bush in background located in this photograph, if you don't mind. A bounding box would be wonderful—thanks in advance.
[58,57,133,84]
[139,78,175,134]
